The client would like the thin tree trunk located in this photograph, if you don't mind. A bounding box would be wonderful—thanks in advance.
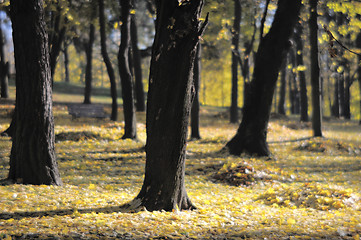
[99,0,118,121]
[63,43,70,83]
[118,0,137,139]
[0,22,9,99]
[130,12,146,112]
[190,44,201,140]
[225,0,302,156]
[294,22,308,122]
[83,24,95,104]
[8,0,62,185]
[278,58,287,115]
[131,0,207,211]
[230,0,241,123]
[309,0,322,137]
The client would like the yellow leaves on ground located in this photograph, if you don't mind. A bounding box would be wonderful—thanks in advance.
[0,106,361,239]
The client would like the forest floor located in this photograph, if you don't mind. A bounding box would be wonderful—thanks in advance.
[0,88,360,239]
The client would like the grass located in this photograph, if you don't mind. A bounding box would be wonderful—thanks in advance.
[0,84,360,239]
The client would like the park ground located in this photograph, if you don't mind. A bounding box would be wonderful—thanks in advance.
[0,82,360,239]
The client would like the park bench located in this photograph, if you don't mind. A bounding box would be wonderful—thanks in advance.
[67,104,108,119]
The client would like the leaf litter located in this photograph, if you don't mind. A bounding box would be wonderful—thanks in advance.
[0,105,360,239]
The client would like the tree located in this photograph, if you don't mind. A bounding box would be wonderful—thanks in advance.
[190,44,201,140]
[118,0,137,139]
[98,0,118,121]
[230,0,241,123]
[83,23,95,104]
[130,1,146,112]
[277,58,287,115]
[357,31,361,124]
[225,0,302,156]
[294,21,308,122]
[309,0,322,137]
[0,20,9,99]
[6,0,62,185]
[129,0,207,211]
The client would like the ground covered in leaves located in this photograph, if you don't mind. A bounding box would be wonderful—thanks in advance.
[0,101,361,239]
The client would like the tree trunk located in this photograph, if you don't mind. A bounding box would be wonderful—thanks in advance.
[278,58,287,115]
[230,0,241,123]
[118,0,137,139]
[131,11,146,112]
[225,0,301,156]
[309,0,322,137]
[83,24,95,105]
[99,0,118,121]
[357,32,361,124]
[0,22,9,99]
[331,77,340,118]
[63,43,70,83]
[190,45,201,140]
[342,64,351,119]
[131,0,207,211]
[8,0,62,185]
[294,22,308,122]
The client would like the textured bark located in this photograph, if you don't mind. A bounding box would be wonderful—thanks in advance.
[99,0,118,121]
[190,45,201,140]
[118,0,137,139]
[225,0,301,156]
[230,0,241,123]
[294,22,308,122]
[131,12,146,112]
[132,0,207,211]
[309,0,322,137]
[8,0,62,185]
[83,24,95,104]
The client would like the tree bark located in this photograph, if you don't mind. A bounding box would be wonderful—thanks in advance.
[190,44,201,140]
[83,24,95,104]
[278,58,287,115]
[8,0,62,185]
[225,0,301,156]
[130,11,146,112]
[309,0,322,137]
[230,0,241,123]
[63,43,70,83]
[131,0,207,211]
[294,22,308,122]
[0,22,9,99]
[118,0,137,139]
[99,0,118,121]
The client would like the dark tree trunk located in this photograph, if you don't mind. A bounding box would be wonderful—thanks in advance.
[83,24,95,105]
[332,76,340,118]
[48,5,66,81]
[99,0,118,121]
[118,0,137,139]
[190,45,201,140]
[278,58,287,115]
[230,0,241,123]
[63,43,70,83]
[225,0,301,156]
[130,11,146,112]
[342,64,351,119]
[309,0,322,137]
[0,22,9,98]
[8,0,62,185]
[294,22,308,122]
[289,49,300,114]
[131,0,207,211]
